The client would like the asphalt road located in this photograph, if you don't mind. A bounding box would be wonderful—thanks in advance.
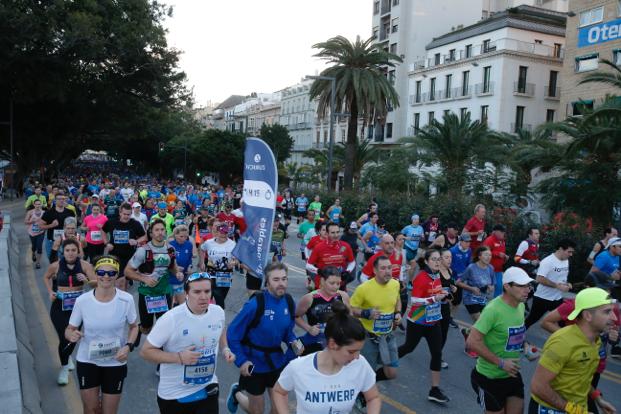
[4,200,621,414]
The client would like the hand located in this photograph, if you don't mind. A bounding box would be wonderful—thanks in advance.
[128,239,137,246]
[477,230,484,235]
[105,243,114,252]
[51,219,59,227]
[76,273,88,282]
[240,361,254,377]
[394,312,402,325]
[142,275,158,287]
[608,327,619,343]
[308,325,321,336]
[67,330,83,343]
[49,291,57,302]
[179,346,201,365]
[281,250,286,257]
[115,345,130,362]
[434,292,448,302]
[557,283,570,293]
[501,358,520,377]
[176,271,184,282]
[451,285,458,293]
[369,308,381,320]
[531,260,540,267]
[223,348,236,364]
[471,287,481,296]
[596,397,617,414]
[611,271,621,281]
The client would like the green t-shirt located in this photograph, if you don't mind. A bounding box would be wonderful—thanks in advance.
[150,213,175,237]
[473,296,526,379]
[308,201,322,214]
[128,243,173,296]
[299,220,314,237]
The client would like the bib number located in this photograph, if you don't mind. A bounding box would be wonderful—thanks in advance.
[506,325,526,352]
[425,302,442,323]
[537,406,565,414]
[53,229,64,240]
[60,290,83,311]
[183,353,216,385]
[373,313,394,334]
[113,230,130,244]
[145,295,169,314]
[31,223,41,233]
[90,230,102,242]
[471,294,487,305]
[215,272,232,288]
[88,338,121,361]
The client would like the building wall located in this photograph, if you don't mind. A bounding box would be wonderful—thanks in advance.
[560,0,621,116]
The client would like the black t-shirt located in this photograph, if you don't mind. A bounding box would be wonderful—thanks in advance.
[41,208,76,240]
[102,218,146,260]
[341,232,359,255]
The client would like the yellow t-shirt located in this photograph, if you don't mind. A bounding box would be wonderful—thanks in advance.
[532,324,600,410]
[350,278,400,335]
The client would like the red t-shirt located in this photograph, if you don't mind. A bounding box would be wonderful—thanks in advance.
[307,240,354,271]
[306,235,325,252]
[361,250,403,280]
[407,271,444,325]
[483,234,506,272]
[464,216,485,251]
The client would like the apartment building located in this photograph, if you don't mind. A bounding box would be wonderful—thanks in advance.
[560,0,621,116]
[407,5,566,134]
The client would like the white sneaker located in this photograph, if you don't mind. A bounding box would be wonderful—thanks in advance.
[57,366,70,385]
[441,360,449,369]
[67,358,75,371]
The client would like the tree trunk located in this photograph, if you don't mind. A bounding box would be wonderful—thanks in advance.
[343,102,358,191]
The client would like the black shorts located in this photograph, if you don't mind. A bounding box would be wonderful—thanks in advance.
[451,286,463,306]
[138,293,172,329]
[471,368,524,412]
[465,303,485,314]
[239,368,283,396]
[246,275,263,291]
[76,361,127,394]
[157,384,219,414]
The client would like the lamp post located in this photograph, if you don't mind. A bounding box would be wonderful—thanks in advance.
[306,75,336,191]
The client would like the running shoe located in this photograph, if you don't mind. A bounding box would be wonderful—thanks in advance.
[57,366,70,385]
[524,342,540,361]
[227,383,240,413]
[428,387,450,403]
[449,318,458,329]
[67,358,75,371]
[35,263,41,269]
[441,360,449,369]
[31,252,36,262]
[611,346,621,359]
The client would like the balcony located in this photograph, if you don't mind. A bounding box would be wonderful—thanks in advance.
[312,142,329,149]
[409,94,422,106]
[292,144,312,152]
[511,123,532,133]
[453,86,472,99]
[544,86,561,100]
[513,82,535,97]
[475,82,494,96]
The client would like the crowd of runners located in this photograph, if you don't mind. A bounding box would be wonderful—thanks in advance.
[19,174,621,414]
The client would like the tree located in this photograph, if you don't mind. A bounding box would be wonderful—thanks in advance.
[332,139,379,186]
[401,111,504,196]
[361,150,417,194]
[309,35,402,190]
[259,123,294,163]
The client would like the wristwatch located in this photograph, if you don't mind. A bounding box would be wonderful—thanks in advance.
[126,342,135,352]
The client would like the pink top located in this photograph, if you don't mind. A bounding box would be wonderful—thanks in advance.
[83,214,108,245]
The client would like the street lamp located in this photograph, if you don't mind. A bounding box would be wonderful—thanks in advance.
[306,75,336,191]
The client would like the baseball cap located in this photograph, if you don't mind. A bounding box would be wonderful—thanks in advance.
[568,287,616,320]
[584,271,615,290]
[606,237,621,249]
[459,233,472,242]
[411,214,420,221]
[132,202,141,208]
[91,194,99,199]
[274,214,282,221]
[157,201,167,209]
[217,224,230,234]
[502,267,533,285]
[349,221,358,229]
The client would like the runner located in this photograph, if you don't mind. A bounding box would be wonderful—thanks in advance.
[216,202,241,241]
[401,214,424,266]
[281,190,295,227]
[226,262,301,414]
[514,227,541,278]
[466,267,533,414]
[24,185,47,210]
[295,266,351,355]
[457,246,495,322]
[140,273,236,414]
[463,204,487,252]
[588,227,618,265]
[326,198,344,225]
[131,201,149,231]
[430,222,459,249]
[42,239,96,385]
[483,224,508,298]
[65,256,138,414]
[295,193,309,224]
[423,214,441,245]
[199,223,237,309]
[270,214,286,262]
[103,189,123,220]
[398,249,451,404]
[25,198,45,269]
[103,202,147,290]
[273,300,381,414]
[49,217,84,263]
[297,210,316,261]
[81,203,108,263]
[356,203,378,227]
[306,222,355,290]
[151,201,175,237]
[360,234,405,283]
[39,190,76,260]
[360,212,381,261]
[169,225,195,306]
[308,195,322,218]
[438,248,458,359]
[449,233,472,316]
[529,287,618,414]
[591,237,621,283]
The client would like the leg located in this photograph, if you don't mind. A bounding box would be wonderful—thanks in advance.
[424,325,443,386]
[77,362,103,414]
[440,304,450,349]
[505,397,525,414]
[398,320,424,358]
[237,393,264,414]
[100,365,127,414]
[80,388,102,414]
[50,301,74,366]
[101,394,122,414]
[138,294,154,335]
[525,297,551,329]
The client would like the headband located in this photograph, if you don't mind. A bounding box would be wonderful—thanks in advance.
[94,257,120,272]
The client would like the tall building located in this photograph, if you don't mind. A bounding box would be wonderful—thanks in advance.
[371,0,569,143]
[560,0,621,116]
[407,5,566,134]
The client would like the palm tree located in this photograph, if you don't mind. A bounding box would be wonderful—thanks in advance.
[579,59,621,88]
[401,111,504,196]
[309,35,402,190]
[332,140,379,186]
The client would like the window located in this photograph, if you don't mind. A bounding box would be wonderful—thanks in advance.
[460,108,468,120]
[483,39,492,53]
[535,39,543,44]
[465,44,473,58]
[414,113,420,131]
[517,66,528,93]
[554,43,562,58]
[546,109,555,123]
[428,111,435,123]
[449,49,456,61]
[483,66,491,93]
[386,123,393,139]
[430,78,436,100]
[434,53,441,65]
[572,100,594,116]
[481,105,489,124]
[393,0,399,5]
[579,6,604,27]
[316,131,320,143]
[548,70,559,97]
[373,1,380,14]
[515,106,525,131]
[388,70,395,85]
[575,54,599,72]
[462,70,470,96]
[373,27,379,39]
[390,43,398,54]
[614,50,621,66]
[392,18,399,33]
[415,80,422,103]
[445,74,452,98]
[443,109,450,117]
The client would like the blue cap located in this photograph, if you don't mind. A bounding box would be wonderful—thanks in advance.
[157,201,167,209]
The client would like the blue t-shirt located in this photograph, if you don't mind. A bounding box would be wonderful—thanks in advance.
[450,244,472,277]
[458,263,495,306]
[401,224,424,251]
[360,223,379,250]
[594,250,620,276]
[296,197,308,211]
[169,239,193,284]
[329,207,342,223]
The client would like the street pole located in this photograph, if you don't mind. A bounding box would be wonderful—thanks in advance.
[9,98,13,164]
[306,75,336,191]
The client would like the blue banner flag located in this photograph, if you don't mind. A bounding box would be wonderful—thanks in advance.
[232,137,278,279]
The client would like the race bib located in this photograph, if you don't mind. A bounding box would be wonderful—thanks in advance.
[183,353,216,385]
[332,212,340,220]
[317,322,326,334]
[373,313,394,334]
[60,290,83,311]
[90,230,102,242]
[425,302,442,323]
[428,231,437,242]
[88,338,121,361]
[505,325,526,352]
[471,294,487,305]
[145,295,169,314]
[113,230,130,244]
[31,223,41,233]
[199,229,209,238]
[537,406,565,414]
[53,229,64,239]
[215,272,232,288]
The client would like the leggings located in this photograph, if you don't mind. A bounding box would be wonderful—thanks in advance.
[525,296,563,329]
[50,299,76,366]
[29,233,45,254]
[440,303,451,349]
[398,319,443,371]
[212,286,230,309]
[84,243,105,263]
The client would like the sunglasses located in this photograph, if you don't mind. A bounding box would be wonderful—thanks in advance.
[185,272,211,286]
[96,270,118,277]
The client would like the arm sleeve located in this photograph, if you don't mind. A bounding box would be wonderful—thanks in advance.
[226,299,258,367]
[277,361,295,391]
[514,241,529,263]
[128,247,146,269]
[41,209,53,224]
[473,304,495,335]
[410,273,436,305]
[133,221,146,238]
[458,265,472,283]
[146,312,174,348]
[360,357,377,392]
[538,334,569,375]
[536,258,551,279]
[349,285,365,309]
[68,298,83,327]
[594,254,607,271]
[125,296,137,325]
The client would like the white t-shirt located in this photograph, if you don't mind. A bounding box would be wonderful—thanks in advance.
[69,289,137,367]
[534,253,569,301]
[120,187,134,201]
[200,238,236,270]
[278,353,376,414]
[131,212,149,230]
[146,303,225,400]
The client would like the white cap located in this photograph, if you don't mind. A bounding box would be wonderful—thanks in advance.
[606,237,621,249]
[132,202,142,208]
[502,267,533,285]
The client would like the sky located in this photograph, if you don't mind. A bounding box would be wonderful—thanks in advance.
[163,0,371,107]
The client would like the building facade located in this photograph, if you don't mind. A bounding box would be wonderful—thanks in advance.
[560,0,621,116]
[407,6,566,134]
